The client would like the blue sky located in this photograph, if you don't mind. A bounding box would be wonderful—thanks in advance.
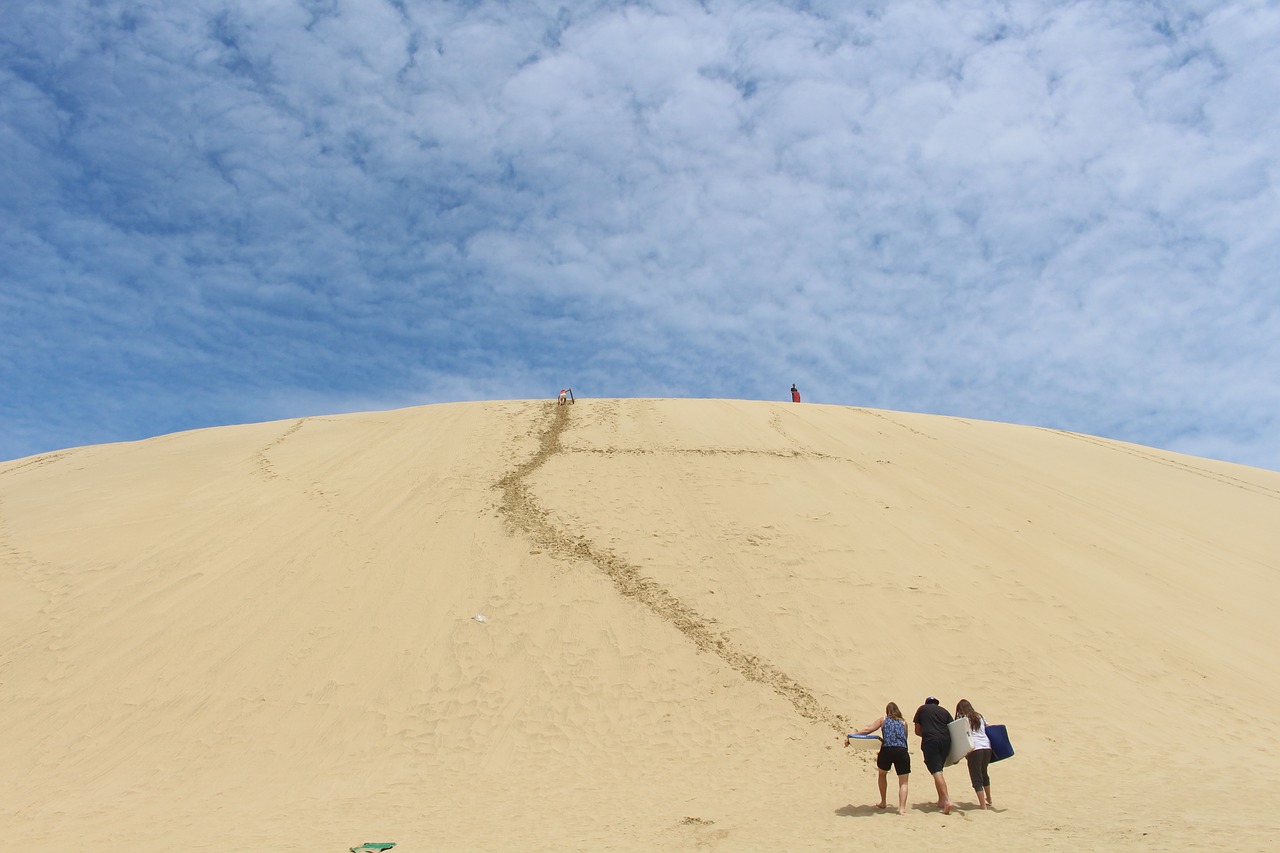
[3,0,1278,470]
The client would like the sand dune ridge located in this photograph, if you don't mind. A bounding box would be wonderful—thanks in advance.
[2,398,1278,851]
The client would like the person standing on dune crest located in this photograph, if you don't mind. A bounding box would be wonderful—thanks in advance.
[791,384,801,402]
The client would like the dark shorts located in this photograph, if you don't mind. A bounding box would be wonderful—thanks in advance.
[921,737,950,774]
[876,745,910,776]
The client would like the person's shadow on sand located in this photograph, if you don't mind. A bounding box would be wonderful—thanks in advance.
[911,803,970,816]
[835,804,899,817]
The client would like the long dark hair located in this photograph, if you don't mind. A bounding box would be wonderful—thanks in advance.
[885,702,903,721]
[955,698,981,731]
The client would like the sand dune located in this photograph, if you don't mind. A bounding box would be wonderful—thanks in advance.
[2,399,1278,851]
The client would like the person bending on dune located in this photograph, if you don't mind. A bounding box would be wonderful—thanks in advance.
[852,701,911,815]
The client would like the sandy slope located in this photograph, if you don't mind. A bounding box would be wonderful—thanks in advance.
[2,399,1278,851]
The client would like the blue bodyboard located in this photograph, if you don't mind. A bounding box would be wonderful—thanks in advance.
[987,724,1014,762]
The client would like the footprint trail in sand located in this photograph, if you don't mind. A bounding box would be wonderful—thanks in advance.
[496,403,849,735]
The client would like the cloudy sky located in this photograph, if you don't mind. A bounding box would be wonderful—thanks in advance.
[3,0,1278,470]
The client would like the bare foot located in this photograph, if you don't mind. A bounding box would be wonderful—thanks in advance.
[876,802,887,809]
[942,802,954,815]
[898,809,907,816]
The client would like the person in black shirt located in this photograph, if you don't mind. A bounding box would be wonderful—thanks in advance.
[913,696,955,815]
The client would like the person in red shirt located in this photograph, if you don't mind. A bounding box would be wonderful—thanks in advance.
[791,384,801,403]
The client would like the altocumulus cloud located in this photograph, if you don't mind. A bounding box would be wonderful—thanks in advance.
[2,0,1278,469]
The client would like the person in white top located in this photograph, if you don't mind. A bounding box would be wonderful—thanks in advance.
[954,698,994,809]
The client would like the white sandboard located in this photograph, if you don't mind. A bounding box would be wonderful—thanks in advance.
[945,717,973,766]
[845,734,882,750]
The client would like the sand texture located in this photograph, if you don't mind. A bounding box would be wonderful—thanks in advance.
[2,399,1278,851]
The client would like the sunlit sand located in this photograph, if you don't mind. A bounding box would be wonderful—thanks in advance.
[3,399,1278,850]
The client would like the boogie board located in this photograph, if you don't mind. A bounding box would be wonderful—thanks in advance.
[987,724,1014,762]
[945,717,973,766]
[846,734,882,750]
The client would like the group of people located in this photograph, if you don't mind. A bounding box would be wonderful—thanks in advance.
[851,697,994,816]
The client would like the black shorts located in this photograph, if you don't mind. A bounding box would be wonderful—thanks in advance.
[876,745,910,776]
[921,738,950,774]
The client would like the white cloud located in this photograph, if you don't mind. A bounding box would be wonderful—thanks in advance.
[2,0,1278,469]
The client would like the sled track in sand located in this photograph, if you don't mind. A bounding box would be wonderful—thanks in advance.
[497,403,849,736]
